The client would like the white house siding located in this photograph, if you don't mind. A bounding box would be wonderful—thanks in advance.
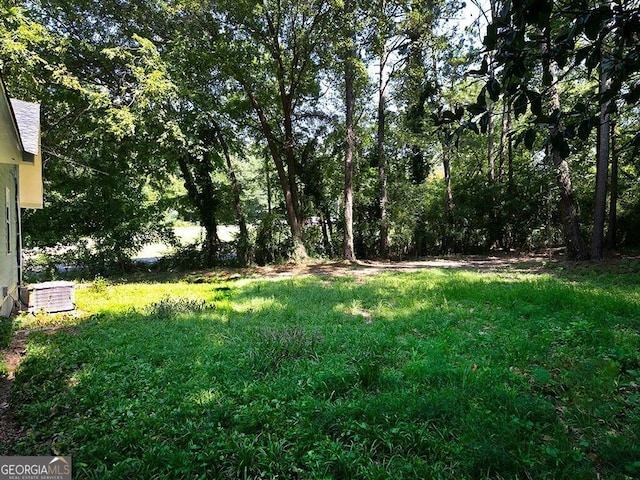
[0,163,18,316]
[0,77,42,316]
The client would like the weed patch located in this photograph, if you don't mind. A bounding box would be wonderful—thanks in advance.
[144,296,216,318]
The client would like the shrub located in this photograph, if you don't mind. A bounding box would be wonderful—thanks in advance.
[254,213,293,265]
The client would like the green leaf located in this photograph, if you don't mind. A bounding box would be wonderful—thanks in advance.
[487,78,501,102]
[574,46,592,66]
[585,48,601,74]
[441,110,458,121]
[578,118,593,140]
[528,90,543,117]
[469,57,488,76]
[556,52,569,69]
[551,133,570,159]
[479,112,490,134]
[513,92,528,118]
[484,24,498,49]
[529,0,553,28]
[524,129,537,149]
[467,103,486,116]
[565,124,575,140]
[465,121,480,135]
[584,14,602,41]
[477,87,487,108]
[628,83,640,104]
[574,102,588,114]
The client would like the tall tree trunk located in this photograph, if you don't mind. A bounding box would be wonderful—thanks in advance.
[592,57,612,259]
[407,41,428,185]
[487,0,498,184]
[543,37,589,259]
[344,80,356,261]
[498,98,511,183]
[487,103,495,183]
[211,120,250,266]
[607,120,618,250]
[441,135,453,253]
[507,116,514,190]
[282,99,303,228]
[265,153,272,215]
[243,84,307,260]
[265,7,304,228]
[202,215,220,267]
[343,0,356,261]
[377,53,388,259]
[375,0,391,258]
[323,204,335,255]
[502,100,514,249]
[486,100,500,249]
[319,210,333,257]
[175,152,219,267]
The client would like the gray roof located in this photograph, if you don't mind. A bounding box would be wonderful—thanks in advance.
[10,98,40,156]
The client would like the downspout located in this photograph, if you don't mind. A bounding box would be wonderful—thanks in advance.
[14,172,22,288]
[13,168,28,313]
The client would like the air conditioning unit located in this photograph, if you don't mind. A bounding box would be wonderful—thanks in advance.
[27,281,75,313]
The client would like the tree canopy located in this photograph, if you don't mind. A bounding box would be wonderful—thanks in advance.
[2,0,639,272]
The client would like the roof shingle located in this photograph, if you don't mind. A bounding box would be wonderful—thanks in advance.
[10,98,40,156]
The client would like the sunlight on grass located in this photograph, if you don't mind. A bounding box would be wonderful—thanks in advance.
[232,295,285,314]
[188,389,223,407]
[76,281,213,313]
[6,267,640,479]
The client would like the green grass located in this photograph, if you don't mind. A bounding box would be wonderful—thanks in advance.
[0,316,13,378]
[4,267,640,479]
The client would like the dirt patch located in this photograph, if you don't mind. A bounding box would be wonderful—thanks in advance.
[240,252,571,278]
[180,251,639,283]
[0,329,28,449]
[1,325,78,450]
[256,250,640,278]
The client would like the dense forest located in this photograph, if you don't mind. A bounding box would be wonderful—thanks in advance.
[1,0,639,271]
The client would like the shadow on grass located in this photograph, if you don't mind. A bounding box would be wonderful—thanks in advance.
[6,268,640,479]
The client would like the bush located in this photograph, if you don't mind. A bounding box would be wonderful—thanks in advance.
[254,213,293,265]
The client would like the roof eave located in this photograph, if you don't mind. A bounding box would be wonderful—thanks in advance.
[0,70,27,155]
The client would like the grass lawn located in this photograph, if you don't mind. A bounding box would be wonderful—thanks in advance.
[3,264,640,479]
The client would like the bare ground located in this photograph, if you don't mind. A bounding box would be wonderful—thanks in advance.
[0,330,28,450]
[251,253,555,277]
[195,250,639,281]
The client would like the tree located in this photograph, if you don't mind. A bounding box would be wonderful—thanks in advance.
[2,4,177,270]
[472,0,640,258]
[592,51,612,259]
[207,0,333,261]
[8,0,639,268]
[541,34,589,259]
[342,0,358,261]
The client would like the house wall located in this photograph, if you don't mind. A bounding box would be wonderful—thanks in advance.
[0,163,18,316]
[1,78,42,316]
[0,87,21,316]
[19,152,43,209]
[0,87,22,166]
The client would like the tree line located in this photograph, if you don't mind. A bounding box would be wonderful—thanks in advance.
[1,0,638,271]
